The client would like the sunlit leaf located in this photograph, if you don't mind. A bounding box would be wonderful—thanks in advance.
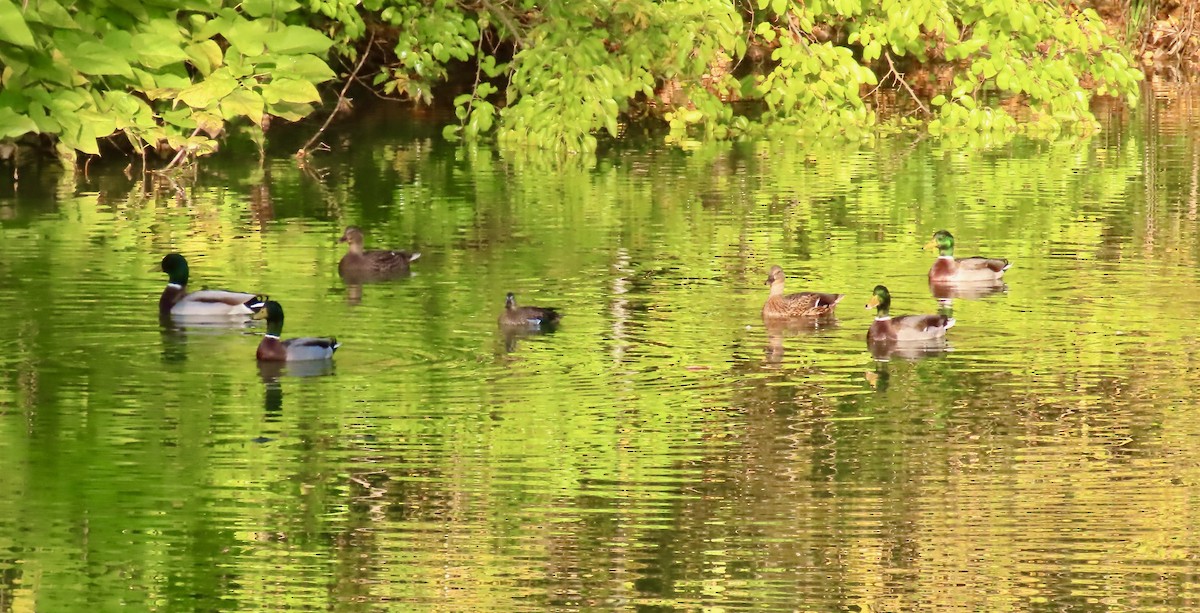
[263,25,333,55]
[0,107,38,138]
[0,0,36,47]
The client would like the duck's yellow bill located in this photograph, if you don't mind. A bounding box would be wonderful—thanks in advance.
[865,295,881,309]
[923,240,937,251]
[251,309,268,320]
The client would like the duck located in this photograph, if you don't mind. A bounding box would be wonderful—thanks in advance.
[865,285,955,342]
[158,253,267,317]
[337,226,420,276]
[926,230,1011,283]
[761,265,844,320]
[498,292,562,328]
[251,300,340,361]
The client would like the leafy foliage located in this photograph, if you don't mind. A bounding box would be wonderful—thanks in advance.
[0,0,1145,163]
[0,0,333,165]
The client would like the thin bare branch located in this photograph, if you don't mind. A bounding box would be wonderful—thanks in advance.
[884,51,930,116]
[298,32,376,159]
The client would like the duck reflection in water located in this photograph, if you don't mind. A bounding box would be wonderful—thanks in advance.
[763,317,839,366]
[929,279,1008,301]
[158,312,261,363]
[256,360,337,430]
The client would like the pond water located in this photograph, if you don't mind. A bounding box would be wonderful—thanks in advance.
[2,88,1200,611]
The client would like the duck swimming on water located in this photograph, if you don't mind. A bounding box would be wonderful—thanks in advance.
[158,253,267,318]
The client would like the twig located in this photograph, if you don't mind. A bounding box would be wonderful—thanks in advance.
[458,26,488,131]
[884,51,930,116]
[161,127,202,172]
[480,0,526,46]
[298,32,375,159]
[350,74,410,102]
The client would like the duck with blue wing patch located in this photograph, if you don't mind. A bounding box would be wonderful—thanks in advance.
[252,301,340,362]
[498,292,562,329]
[159,253,266,318]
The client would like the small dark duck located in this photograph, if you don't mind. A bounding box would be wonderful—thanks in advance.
[498,292,562,328]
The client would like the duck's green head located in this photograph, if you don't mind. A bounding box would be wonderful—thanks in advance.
[251,300,284,322]
[865,285,891,314]
[160,253,189,286]
[924,230,955,256]
[252,300,285,336]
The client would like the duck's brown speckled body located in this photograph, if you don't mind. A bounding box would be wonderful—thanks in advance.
[761,265,843,320]
[338,226,420,277]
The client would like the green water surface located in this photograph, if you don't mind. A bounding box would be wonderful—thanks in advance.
[1,90,1200,611]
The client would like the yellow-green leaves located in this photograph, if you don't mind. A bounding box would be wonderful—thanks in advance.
[0,0,340,164]
[0,0,36,47]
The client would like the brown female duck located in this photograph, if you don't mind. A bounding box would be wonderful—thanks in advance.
[498,292,562,328]
[761,265,844,320]
[865,285,955,342]
[926,230,1011,283]
[337,226,420,276]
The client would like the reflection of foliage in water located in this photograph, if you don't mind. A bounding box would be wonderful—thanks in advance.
[2,97,1200,609]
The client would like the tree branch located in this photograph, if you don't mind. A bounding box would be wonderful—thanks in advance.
[884,51,929,116]
[298,32,375,159]
[480,0,526,47]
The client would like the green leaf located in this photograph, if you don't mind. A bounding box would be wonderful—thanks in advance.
[864,40,881,62]
[70,121,101,155]
[263,25,333,55]
[264,53,335,82]
[0,107,38,138]
[28,103,60,134]
[76,109,117,139]
[186,40,224,75]
[177,72,239,108]
[26,0,77,29]
[931,94,946,107]
[241,0,301,17]
[225,18,269,56]
[265,101,312,121]
[219,89,264,123]
[262,78,321,104]
[0,0,36,47]
[132,33,190,69]
[62,42,134,77]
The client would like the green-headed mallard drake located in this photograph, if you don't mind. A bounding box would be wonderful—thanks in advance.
[926,230,1011,283]
[338,226,420,276]
[865,285,955,342]
[159,253,267,318]
[761,265,844,320]
[251,300,340,361]
[498,292,561,328]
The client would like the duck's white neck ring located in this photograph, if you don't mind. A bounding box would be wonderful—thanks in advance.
[264,334,280,340]
[937,255,954,260]
[874,316,891,321]
[166,283,183,289]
